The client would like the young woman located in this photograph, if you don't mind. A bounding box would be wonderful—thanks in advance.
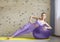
[8,12,52,39]
[31,13,52,39]
[30,13,52,30]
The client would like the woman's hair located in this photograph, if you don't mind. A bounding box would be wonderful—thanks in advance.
[41,12,46,16]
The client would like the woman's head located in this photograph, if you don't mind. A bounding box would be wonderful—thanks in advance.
[41,12,46,20]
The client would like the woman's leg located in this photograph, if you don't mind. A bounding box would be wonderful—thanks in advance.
[11,22,37,37]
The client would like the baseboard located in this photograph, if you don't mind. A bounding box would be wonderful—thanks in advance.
[52,34,60,37]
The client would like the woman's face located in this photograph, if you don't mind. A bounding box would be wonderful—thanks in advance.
[41,14,46,20]
[43,14,46,19]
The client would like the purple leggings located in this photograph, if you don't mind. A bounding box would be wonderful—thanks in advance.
[12,22,38,37]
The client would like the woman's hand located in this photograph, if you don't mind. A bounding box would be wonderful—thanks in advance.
[43,26,52,31]
[43,26,48,30]
[29,16,32,23]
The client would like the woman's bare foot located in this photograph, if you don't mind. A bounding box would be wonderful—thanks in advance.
[7,37,13,40]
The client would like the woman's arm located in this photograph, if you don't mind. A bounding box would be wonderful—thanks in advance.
[45,22,52,29]
[32,16,38,19]
[29,16,38,22]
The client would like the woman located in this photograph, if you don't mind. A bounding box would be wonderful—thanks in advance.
[31,13,52,39]
[31,12,52,30]
[8,12,52,39]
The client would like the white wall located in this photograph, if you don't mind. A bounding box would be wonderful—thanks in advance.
[55,0,60,35]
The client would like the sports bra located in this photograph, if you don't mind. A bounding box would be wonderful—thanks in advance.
[36,20,44,26]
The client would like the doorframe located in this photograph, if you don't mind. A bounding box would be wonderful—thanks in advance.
[50,0,55,35]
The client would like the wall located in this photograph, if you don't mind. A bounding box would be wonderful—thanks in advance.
[55,0,60,36]
[0,0,50,38]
